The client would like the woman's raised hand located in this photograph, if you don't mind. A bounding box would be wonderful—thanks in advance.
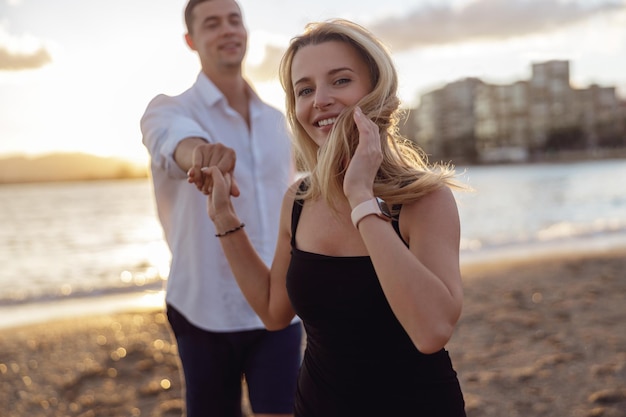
[343,107,383,207]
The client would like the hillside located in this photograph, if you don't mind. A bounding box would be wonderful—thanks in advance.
[0,153,149,184]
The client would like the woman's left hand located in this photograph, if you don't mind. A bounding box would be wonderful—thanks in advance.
[343,106,383,207]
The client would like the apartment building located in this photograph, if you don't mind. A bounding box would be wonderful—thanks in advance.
[414,77,482,161]
[411,60,625,163]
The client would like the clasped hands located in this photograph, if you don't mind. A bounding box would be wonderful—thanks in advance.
[187,142,239,197]
[185,142,238,225]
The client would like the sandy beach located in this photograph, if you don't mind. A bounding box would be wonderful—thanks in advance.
[2,251,625,417]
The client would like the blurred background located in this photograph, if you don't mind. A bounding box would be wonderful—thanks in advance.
[1,0,625,327]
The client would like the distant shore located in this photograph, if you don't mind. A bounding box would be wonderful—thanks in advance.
[449,146,626,166]
[1,148,625,184]
[0,153,147,184]
[522,146,626,165]
[2,250,626,416]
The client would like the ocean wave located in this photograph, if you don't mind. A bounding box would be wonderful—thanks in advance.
[0,280,165,308]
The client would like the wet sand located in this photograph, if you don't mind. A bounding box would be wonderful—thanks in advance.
[1,251,625,417]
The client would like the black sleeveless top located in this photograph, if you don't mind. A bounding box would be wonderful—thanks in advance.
[286,184,466,416]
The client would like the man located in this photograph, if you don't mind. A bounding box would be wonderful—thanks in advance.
[140,1,301,416]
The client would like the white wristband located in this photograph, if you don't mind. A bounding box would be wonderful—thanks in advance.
[350,198,391,228]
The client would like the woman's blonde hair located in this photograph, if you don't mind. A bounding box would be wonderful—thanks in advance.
[279,19,461,211]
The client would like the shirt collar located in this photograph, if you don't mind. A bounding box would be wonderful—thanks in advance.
[195,71,264,117]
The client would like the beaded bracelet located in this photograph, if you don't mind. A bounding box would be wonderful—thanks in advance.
[215,223,245,238]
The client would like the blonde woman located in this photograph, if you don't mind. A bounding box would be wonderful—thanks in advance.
[201,19,467,416]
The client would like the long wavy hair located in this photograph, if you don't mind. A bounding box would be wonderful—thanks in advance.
[279,19,462,212]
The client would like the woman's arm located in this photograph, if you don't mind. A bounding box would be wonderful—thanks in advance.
[356,187,463,354]
[344,107,463,354]
[201,167,296,330]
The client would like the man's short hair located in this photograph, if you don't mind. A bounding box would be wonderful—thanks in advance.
[184,0,212,34]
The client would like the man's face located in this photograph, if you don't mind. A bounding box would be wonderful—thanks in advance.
[186,0,247,72]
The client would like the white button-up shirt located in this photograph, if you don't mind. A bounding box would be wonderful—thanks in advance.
[141,72,295,331]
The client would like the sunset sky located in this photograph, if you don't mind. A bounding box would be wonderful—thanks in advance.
[1,0,625,164]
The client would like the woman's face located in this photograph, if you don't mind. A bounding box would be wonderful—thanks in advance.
[291,40,373,147]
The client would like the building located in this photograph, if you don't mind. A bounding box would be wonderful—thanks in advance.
[475,80,531,163]
[411,60,626,163]
[414,78,482,162]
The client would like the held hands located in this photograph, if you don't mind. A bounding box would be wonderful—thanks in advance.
[187,143,240,197]
[343,107,383,207]
[200,166,239,228]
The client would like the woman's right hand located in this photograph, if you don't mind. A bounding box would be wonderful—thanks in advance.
[200,166,240,230]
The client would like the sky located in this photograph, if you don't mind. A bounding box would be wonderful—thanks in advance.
[1,0,625,164]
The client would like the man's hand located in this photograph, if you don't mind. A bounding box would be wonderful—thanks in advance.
[187,143,240,197]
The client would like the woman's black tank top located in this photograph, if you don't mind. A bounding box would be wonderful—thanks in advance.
[286,182,466,416]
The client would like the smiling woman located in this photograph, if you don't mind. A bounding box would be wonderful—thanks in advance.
[200,18,469,416]
[290,40,373,148]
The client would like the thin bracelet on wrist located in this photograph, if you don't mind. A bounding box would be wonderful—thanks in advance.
[215,223,245,237]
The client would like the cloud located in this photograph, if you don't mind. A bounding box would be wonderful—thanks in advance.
[369,0,625,51]
[0,23,53,71]
[0,45,51,70]
[244,0,624,83]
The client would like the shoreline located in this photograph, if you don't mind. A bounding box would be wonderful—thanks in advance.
[2,233,625,331]
[2,250,626,416]
[0,290,166,330]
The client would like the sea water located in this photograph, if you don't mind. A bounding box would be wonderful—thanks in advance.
[455,159,626,264]
[1,159,625,328]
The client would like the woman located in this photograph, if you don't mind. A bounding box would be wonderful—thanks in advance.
[201,19,467,416]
